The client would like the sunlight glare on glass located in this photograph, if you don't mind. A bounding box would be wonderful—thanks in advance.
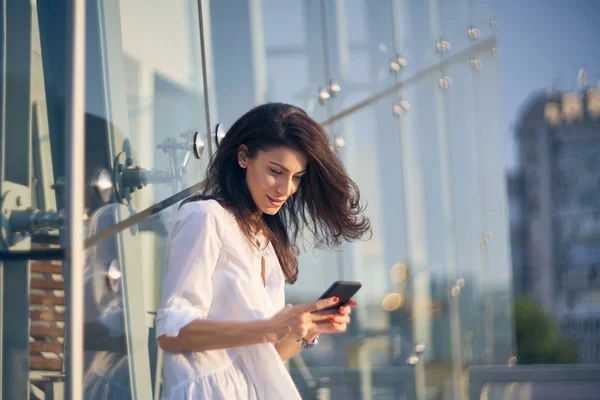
[382,292,404,311]
[390,263,407,283]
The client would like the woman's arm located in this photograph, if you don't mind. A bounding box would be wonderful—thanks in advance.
[159,297,342,353]
[158,318,273,352]
[274,332,319,361]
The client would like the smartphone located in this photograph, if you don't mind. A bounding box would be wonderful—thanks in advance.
[318,280,362,310]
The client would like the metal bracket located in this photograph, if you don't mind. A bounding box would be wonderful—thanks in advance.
[112,129,211,203]
[389,55,408,73]
[0,186,31,248]
[9,209,64,234]
[0,187,65,249]
[112,151,145,203]
[318,81,342,105]
[52,168,114,203]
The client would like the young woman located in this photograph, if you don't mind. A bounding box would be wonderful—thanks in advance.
[156,103,370,399]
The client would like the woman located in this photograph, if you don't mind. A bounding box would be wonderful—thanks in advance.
[156,103,370,399]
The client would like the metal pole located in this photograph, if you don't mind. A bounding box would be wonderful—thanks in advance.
[65,0,85,398]
[197,0,213,160]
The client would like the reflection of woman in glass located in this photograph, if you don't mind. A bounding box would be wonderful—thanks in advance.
[156,103,370,399]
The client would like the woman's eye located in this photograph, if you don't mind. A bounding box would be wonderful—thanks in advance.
[293,175,303,181]
[269,168,282,175]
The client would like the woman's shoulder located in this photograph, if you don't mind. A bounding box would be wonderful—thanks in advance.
[169,199,232,242]
[177,198,228,222]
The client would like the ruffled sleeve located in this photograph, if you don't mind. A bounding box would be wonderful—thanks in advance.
[155,201,222,338]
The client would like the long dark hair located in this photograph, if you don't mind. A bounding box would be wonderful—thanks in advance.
[182,103,370,284]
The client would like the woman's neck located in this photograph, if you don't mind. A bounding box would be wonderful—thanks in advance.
[248,211,263,233]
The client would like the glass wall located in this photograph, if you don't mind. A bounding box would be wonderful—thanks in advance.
[0,0,512,399]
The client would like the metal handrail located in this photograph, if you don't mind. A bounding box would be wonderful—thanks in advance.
[84,180,205,249]
[320,36,495,127]
[469,364,600,400]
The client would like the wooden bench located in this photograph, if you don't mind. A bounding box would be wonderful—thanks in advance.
[29,261,65,376]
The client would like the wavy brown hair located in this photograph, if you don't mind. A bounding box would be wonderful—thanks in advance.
[182,103,370,284]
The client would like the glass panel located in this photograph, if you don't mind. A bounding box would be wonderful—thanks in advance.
[437,0,512,367]
[82,0,211,398]
[322,0,396,112]
[290,43,513,397]
[439,0,471,55]
[399,68,463,399]
[468,0,497,39]
[470,45,514,363]
[443,57,490,366]
[79,0,511,398]
[4,0,518,399]
[288,91,416,399]
[83,203,135,399]
[438,0,496,57]
[85,0,209,211]
[392,0,440,78]
[287,1,512,399]
[207,0,329,128]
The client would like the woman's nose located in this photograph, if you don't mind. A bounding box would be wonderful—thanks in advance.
[276,178,293,196]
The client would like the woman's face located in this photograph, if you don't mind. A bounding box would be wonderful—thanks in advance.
[238,145,307,215]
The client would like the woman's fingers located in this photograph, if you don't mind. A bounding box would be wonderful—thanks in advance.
[310,310,342,321]
[301,296,340,313]
[310,313,350,324]
[328,315,350,324]
[337,305,352,315]
[311,302,355,320]
[312,320,348,334]
[307,304,355,335]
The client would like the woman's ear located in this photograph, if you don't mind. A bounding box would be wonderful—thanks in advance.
[238,144,249,168]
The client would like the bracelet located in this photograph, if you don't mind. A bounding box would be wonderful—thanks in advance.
[296,336,319,349]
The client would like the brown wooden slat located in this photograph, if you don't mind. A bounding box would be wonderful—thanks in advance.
[30,342,63,353]
[31,262,62,274]
[30,294,65,306]
[30,278,63,290]
[30,311,64,322]
[30,326,64,337]
[30,356,62,371]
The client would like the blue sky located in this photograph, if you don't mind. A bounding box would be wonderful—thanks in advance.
[497,0,600,170]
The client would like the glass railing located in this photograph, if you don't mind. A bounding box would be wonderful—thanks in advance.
[0,1,525,399]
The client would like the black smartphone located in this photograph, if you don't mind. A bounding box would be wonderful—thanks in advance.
[318,280,362,310]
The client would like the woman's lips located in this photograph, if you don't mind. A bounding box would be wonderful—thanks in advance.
[267,195,285,207]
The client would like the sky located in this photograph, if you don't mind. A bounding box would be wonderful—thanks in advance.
[497,0,600,171]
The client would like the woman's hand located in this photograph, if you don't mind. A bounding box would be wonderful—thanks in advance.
[266,298,357,342]
[306,299,356,337]
[266,296,342,341]
[270,298,357,361]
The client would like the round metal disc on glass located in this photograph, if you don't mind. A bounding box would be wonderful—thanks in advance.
[214,123,226,146]
[105,260,122,292]
[413,343,426,354]
[406,355,419,365]
[93,169,114,203]
[192,131,205,159]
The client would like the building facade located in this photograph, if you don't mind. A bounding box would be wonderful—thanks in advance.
[514,77,600,363]
[0,1,513,399]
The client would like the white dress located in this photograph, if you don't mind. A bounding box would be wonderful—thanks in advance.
[155,199,302,399]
